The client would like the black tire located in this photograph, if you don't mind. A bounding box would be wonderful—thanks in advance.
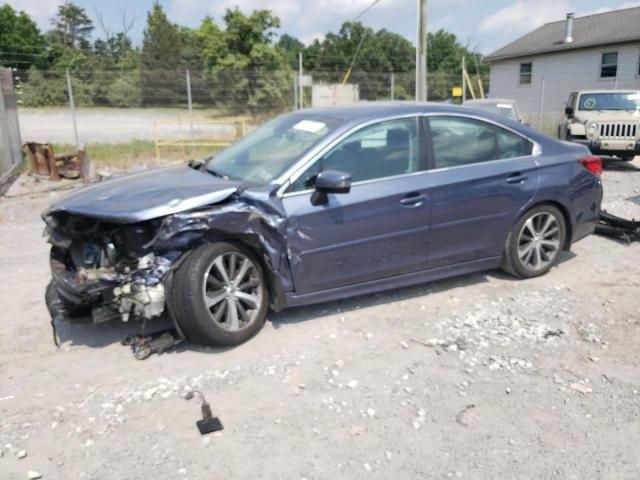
[170,242,269,346]
[501,205,567,279]
[621,155,635,162]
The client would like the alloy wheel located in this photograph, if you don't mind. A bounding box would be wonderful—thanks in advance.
[201,252,264,331]
[517,212,561,271]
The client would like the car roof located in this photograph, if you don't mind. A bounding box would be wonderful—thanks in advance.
[291,101,498,122]
[464,98,515,105]
[576,90,640,94]
[286,101,547,146]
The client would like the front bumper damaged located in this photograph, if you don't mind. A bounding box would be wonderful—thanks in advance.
[47,251,175,325]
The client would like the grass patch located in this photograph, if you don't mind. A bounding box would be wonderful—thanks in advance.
[52,140,221,170]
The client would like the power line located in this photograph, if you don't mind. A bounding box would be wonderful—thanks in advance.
[340,0,384,84]
[353,0,384,22]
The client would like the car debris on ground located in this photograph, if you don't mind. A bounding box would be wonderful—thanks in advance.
[184,390,224,435]
[23,142,91,182]
[595,210,640,243]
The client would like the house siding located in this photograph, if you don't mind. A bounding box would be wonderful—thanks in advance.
[489,43,640,119]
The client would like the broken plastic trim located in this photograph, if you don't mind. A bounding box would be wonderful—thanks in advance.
[185,390,224,435]
[595,210,640,243]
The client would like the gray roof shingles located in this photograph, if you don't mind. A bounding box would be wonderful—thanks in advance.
[486,6,640,61]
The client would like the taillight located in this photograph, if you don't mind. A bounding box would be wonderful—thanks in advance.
[579,155,602,176]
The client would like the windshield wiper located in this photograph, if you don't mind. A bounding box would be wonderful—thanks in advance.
[206,168,225,179]
[188,159,204,170]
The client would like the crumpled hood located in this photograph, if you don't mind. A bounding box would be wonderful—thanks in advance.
[45,164,241,223]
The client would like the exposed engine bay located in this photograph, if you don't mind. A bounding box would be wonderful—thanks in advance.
[45,211,182,324]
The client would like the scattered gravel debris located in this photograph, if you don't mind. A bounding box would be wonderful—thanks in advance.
[570,383,593,394]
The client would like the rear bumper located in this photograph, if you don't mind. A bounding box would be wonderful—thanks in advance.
[570,178,603,245]
[570,138,640,158]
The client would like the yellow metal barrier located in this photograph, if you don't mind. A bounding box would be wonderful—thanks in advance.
[153,116,251,161]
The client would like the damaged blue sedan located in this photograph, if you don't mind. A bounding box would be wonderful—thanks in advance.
[43,103,603,346]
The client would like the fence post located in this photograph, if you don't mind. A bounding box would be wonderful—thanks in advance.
[537,75,545,131]
[390,72,395,101]
[0,73,13,179]
[298,51,304,109]
[65,69,80,149]
[186,69,194,141]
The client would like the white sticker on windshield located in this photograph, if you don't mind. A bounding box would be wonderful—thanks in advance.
[293,120,326,133]
[497,103,513,109]
[627,93,640,100]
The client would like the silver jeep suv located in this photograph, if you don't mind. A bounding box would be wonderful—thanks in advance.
[560,90,640,161]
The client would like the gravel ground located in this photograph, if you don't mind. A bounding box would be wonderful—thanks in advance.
[18,109,236,144]
[0,158,639,480]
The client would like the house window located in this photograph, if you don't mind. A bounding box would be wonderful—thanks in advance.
[600,52,618,78]
[519,63,532,85]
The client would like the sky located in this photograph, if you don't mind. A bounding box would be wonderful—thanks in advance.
[5,0,640,55]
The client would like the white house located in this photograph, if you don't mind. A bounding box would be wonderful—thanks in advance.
[486,7,640,121]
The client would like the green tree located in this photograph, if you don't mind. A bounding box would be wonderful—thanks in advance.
[303,22,415,100]
[223,8,279,58]
[140,3,183,105]
[203,9,291,113]
[0,4,46,69]
[276,33,303,69]
[20,67,67,106]
[424,29,489,100]
[197,17,227,69]
[107,73,141,107]
[50,1,94,48]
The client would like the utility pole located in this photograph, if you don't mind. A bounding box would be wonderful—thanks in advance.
[461,56,466,103]
[298,51,304,109]
[416,0,428,101]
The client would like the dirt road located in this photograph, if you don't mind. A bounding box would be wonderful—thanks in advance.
[0,159,639,479]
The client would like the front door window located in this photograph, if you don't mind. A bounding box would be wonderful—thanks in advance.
[290,117,420,192]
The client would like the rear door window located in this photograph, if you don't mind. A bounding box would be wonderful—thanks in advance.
[428,116,533,169]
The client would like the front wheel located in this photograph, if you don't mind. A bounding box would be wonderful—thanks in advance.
[170,242,269,346]
[501,205,566,278]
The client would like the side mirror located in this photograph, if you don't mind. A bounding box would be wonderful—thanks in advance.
[310,169,351,206]
[564,105,574,117]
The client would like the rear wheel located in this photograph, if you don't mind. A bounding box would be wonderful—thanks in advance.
[502,205,566,278]
[171,242,269,346]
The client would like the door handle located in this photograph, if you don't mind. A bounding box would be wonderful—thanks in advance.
[400,193,426,206]
[506,173,528,184]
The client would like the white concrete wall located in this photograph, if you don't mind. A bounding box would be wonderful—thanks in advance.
[311,84,360,107]
[489,43,640,118]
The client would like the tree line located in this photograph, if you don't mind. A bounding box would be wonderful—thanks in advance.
[0,1,488,111]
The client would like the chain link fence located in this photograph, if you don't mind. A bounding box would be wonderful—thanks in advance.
[0,67,23,185]
[10,67,490,165]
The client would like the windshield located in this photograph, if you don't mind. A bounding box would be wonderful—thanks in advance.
[578,92,640,111]
[206,113,343,184]
[466,102,516,119]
